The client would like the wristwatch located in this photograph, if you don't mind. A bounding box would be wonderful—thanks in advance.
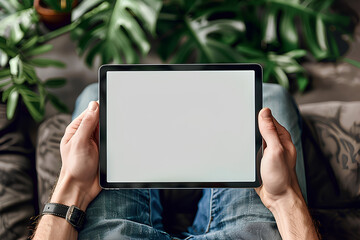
[42,203,86,231]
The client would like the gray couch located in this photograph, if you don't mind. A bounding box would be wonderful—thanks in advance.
[0,101,359,239]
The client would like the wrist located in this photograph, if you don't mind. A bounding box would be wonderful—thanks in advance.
[51,176,91,211]
[267,188,305,213]
[267,189,320,240]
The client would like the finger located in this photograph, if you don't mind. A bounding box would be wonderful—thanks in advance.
[258,108,281,148]
[272,116,293,143]
[75,101,99,140]
[61,109,88,144]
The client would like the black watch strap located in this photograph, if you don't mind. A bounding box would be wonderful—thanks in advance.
[42,203,86,231]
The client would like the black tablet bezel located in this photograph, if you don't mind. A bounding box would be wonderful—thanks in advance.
[99,64,262,189]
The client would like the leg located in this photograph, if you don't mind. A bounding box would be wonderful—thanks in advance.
[72,83,99,120]
[79,190,171,240]
[189,83,306,239]
[73,83,169,239]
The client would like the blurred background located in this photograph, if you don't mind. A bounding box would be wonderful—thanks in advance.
[1,1,360,239]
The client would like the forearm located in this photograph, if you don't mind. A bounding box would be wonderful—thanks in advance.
[32,176,90,240]
[269,190,320,240]
[34,215,78,240]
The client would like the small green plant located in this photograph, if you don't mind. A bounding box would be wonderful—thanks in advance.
[0,1,69,121]
[42,0,74,12]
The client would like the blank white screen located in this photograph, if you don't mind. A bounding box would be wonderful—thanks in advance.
[107,71,255,182]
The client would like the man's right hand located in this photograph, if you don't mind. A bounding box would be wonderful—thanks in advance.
[256,107,303,208]
[256,108,320,240]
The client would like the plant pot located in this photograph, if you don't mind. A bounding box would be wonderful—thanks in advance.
[34,0,77,30]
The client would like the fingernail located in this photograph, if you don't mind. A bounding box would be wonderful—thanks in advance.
[88,101,97,111]
[262,108,272,118]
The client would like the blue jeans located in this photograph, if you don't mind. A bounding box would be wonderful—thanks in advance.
[74,83,307,240]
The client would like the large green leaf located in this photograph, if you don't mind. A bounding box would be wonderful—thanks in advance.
[72,0,103,21]
[157,1,245,63]
[73,0,162,67]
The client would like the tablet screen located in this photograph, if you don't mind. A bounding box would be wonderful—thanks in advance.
[102,66,261,188]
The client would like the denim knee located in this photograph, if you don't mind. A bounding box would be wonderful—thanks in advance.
[263,83,291,103]
[73,83,98,119]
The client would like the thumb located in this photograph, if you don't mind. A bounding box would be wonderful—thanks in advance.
[76,101,99,140]
[258,108,281,148]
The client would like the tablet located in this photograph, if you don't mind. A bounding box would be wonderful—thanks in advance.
[99,64,262,188]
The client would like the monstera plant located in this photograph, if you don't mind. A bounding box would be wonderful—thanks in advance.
[73,0,358,91]
[0,0,358,121]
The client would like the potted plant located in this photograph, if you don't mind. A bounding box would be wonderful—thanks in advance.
[0,1,69,122]
[34,0,77,29]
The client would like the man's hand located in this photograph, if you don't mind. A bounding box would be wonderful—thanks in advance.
[256,108,319,240]
[33,101,101,240]
[55,100,101,209]
[256,107,302,208]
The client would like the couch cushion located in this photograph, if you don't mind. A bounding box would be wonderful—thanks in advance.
[300,101,360,207]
